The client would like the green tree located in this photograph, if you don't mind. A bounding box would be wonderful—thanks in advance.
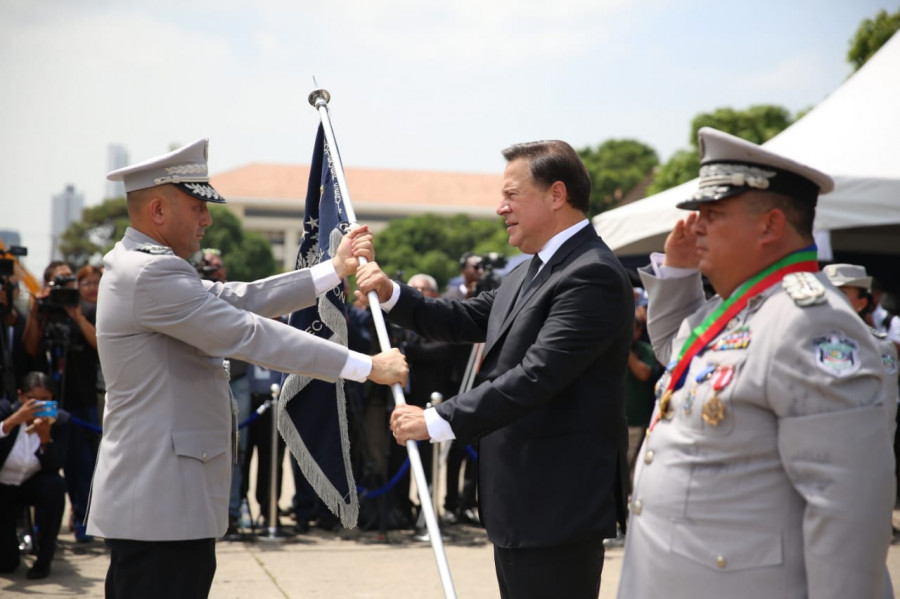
[847,8,900,71]
[578,139,659,216]
[690,105,792,147]
[58,200,276,281]
[203,206,277,281]
[373,213,511,291]
[645,150,699,196]
[59,197,129,267]
[648,105,795,195]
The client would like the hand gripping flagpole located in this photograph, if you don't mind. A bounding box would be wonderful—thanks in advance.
[308,88,457,599]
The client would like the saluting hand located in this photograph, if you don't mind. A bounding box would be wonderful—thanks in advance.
[663,212,700,269]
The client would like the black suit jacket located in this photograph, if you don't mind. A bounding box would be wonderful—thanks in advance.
[389,225,633,548]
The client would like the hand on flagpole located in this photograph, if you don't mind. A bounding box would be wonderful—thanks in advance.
[333,224,373,279]
[390,404,429,445]
[355,261,394,303]
[368,348,409,386]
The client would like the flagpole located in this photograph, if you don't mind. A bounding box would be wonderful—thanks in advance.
[308,88,458,599]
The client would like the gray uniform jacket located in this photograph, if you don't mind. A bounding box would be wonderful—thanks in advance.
[617,268,897,599]
[87,227,349,541]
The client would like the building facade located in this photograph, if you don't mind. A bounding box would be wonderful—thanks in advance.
[211,163,503,271]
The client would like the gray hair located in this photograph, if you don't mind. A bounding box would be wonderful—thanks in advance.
[407,274,438,294]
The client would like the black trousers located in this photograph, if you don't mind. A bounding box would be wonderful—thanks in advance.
[105,538,216,599]
[0,472,66,571]
[493,537,605,599]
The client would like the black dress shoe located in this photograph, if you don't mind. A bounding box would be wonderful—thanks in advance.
[26,563,51,580]
[459,508,481,526]
[222,523,242,542]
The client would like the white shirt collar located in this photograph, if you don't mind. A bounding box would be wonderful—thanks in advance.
[534,219,590,269]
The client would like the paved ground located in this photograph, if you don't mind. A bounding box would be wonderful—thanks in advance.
[3,446,899,598]
[4,511,900,598]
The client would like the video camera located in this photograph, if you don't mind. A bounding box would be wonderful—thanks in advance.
[0,245,26,278]
[0,245,27,316]
[39,275,80,310]
[37,274,80,328]
[196,261,219,280]
[191,250,223,282]
[475,252,507,295]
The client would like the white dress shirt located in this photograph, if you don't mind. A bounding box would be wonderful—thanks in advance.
[0,422,41,486]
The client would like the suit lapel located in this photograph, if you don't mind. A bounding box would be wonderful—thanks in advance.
[484,225,596,357]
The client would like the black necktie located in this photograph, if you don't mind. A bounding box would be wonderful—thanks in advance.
[517,255,543,304]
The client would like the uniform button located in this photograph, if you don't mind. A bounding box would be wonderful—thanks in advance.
[644,450,655,464]
[202,452,208,462]
[631,499,643,515]
[715,555,726,569]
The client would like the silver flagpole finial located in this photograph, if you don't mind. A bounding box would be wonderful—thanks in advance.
[308,88,331,107]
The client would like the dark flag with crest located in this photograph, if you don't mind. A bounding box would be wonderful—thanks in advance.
[278,124,359,527]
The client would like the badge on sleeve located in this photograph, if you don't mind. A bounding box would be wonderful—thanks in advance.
[812,332,861,378]
[884,352,898,375]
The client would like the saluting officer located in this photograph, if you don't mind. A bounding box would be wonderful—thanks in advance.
[86,139,407,599]
[618,128,897,598]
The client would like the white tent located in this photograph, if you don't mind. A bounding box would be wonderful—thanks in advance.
[593,32,900,258]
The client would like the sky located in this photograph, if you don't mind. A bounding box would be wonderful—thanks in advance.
[1,0,895,275]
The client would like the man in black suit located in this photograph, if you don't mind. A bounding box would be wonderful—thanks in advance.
[357,140,633,598]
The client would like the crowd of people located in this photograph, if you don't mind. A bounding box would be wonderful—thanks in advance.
[1,258,106,579]
[0,127,898,599]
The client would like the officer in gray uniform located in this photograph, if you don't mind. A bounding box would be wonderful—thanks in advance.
[823,262,899,381]
[618,128,897,599]
[85,139,407,599]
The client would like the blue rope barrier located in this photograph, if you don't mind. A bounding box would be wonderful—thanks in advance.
[67,404,472,500]
[68,401,269,435]
[68,415,103,434]
[238,411,261,429]
[357,457,410,499]
[465,444,478,461]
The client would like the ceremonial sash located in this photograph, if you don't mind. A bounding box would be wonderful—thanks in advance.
[649,247,818,431]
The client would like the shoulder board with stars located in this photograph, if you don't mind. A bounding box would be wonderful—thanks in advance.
[134,243,174,256]
[869,326,888,339]
[782,272,826,307]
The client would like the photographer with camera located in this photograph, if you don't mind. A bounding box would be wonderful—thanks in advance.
[0,263,32,401]
[0,371,67,580]
[22,260,100,543]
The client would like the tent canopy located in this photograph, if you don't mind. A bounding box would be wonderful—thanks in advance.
[594,32,900,258]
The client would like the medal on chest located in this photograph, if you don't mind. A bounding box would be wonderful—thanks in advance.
[701,365,734,426]
[686,364,716,415]
[646,247,819,435]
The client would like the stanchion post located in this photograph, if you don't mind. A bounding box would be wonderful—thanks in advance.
[259,383,289,542]
[429,392,443,514]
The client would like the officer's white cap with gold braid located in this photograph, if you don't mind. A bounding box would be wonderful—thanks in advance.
[678,127,833,210]
[107,138,225,204]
